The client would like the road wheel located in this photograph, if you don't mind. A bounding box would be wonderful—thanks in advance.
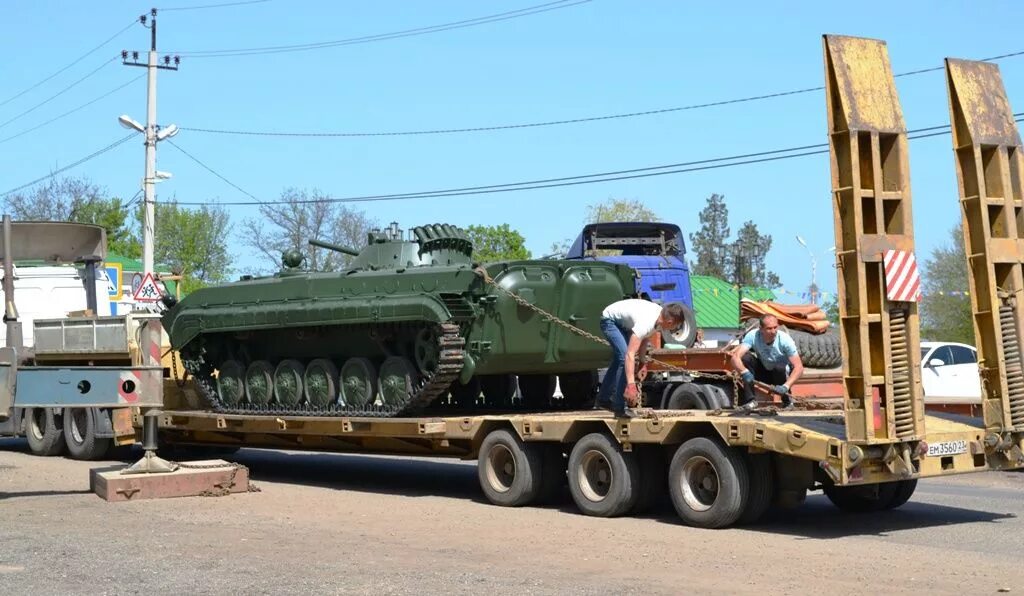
[304,359,339,408]
[217,359,246,406]
[477,428,544,507]
[559,370,598,409]
[664,383,710,410]
[480,374,516,407]
[738,453,774,524]
[518,374,555,409]
[668,437,749,528]
[567,432,640,517]
[63,408,109,461]
[24,407,66,457]
[244,360,275,406]
[378,356,418,408]
[449,377,481,409]
[823,481,899,513]
[274,359,306,407]
[340,357,377,407]
[632,446,667,514]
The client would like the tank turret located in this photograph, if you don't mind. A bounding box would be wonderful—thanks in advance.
[309,222,473,271]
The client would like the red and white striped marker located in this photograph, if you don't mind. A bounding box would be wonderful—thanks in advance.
[883,249,921,302]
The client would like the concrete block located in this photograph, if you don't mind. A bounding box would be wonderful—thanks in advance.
[90,459,250,502]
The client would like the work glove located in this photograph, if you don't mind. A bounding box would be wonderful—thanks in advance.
[773,384,790,396]
[624,382,641,407]
[740,370,755,384]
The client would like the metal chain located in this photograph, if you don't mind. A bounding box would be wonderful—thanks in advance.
[173,460,261,496]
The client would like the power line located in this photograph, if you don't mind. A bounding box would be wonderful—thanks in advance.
[125,189,144,209]
[161,0,271,11]
[0,133,139,198]
[172,0,591,58]
[0,20,137,108]
[166,139,262,202]
[171,115,1024,207]
[0,74,145,145]
[180,49,1024,139]
[0,56,120,131]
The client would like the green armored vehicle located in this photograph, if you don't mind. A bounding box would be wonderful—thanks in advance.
[162,223,636,417]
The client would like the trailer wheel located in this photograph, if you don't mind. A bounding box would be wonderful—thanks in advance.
[664,384,710,410]
[823,481,899,513]
[25,408,66,457]
[632,446,667,514]
[884,479,917,509]
[477,428,544,507]
[668,437,749,528]
[567,432,640,517]
[738,453,774,524]
[63,408,109,461]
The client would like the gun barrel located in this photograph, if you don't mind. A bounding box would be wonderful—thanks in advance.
[309,238,359,257]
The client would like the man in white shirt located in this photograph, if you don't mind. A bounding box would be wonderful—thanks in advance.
[730,315,804,410]
[596,299,687,417]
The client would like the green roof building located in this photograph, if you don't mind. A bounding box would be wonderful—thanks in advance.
[690,275,776,346]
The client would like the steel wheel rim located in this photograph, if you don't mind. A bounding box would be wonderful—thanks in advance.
[341,361,373,407]
[275,366,303,406]
[668,320,693,344]
[414,328,439,375]
[486,444,516,493]
[245,362,273,405]
[30,409,46,441]
[577,449,613,502]
[69,409,88,444]
[681,455,719,512]
[218,361,245,405]
[305,363,335,407]
[379,359,412,406]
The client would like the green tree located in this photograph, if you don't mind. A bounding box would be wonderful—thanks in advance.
[153,200,233,294]
[240,188,376,273]
[466,224,531,263]
[822,293,839,325]
[689,193,730,278]
[3,176,141,257]
[731,221,780,288]
[585,197,658,223]
[920,222,974,343]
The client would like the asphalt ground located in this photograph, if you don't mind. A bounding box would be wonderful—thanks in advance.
[1,439,1022,595]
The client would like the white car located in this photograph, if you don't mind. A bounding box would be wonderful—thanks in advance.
[919,341,982,403]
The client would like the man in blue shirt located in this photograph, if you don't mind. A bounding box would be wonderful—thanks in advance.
[730,315,804,410]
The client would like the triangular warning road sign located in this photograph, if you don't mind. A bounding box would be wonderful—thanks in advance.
[132,272,163,302]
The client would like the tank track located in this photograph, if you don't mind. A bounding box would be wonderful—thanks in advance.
[181,322,465,418]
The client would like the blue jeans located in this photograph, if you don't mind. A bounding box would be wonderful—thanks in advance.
[597,318,633,412]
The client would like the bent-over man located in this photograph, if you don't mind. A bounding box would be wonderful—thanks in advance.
[730,314,804,410]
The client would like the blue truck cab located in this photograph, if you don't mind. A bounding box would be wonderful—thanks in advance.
[564,222,697,346]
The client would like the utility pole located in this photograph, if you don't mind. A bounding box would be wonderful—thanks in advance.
[121,8,179,278]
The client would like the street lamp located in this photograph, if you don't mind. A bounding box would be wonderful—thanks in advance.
[795,235,835,304]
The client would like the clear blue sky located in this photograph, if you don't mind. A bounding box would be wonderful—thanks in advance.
[3,0,1024,301]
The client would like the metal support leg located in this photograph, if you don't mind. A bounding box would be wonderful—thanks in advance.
[122,409,178,474]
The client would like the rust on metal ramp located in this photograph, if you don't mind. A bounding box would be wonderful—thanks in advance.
[90,459,250,502]
[946,59,1022,147]
[824,35,904,133]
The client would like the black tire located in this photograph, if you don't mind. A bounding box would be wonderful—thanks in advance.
[449,377,481,408]
[668,437,749,528]
[24,408,66,457]
[663,383,711,410]
[738,454,774,524]
[787,328,841,369]
[567,432,641,517]
[632,446,667,514]
[885,479,917,510]
[558,370,598,410]
[518,374,555,409]
[480,374,516,408]
[477,428,545,507]
[661,303,698,347]
[697,383,732,409]
[823,481,900,513]
[63,408,110,461]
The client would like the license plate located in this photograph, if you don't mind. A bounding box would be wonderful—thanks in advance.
[927,440,968,457]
